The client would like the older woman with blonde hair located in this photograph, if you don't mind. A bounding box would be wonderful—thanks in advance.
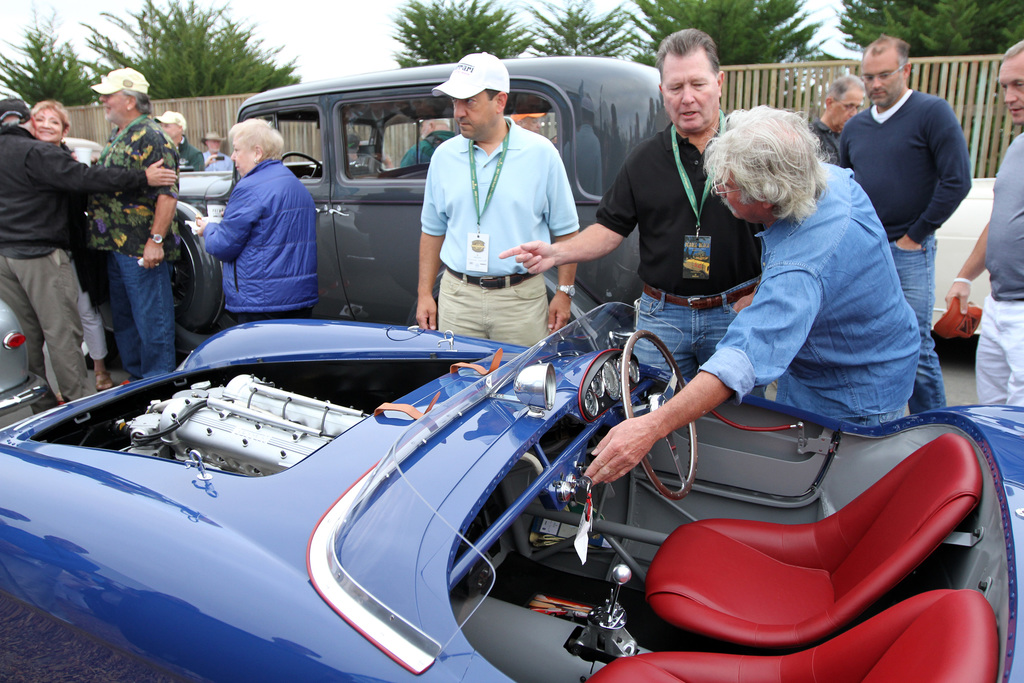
[195,119,317,323]
[31,101,115,390]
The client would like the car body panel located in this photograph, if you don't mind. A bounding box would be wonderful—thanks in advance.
[0,304,1018,681]
[0,298,48,416]
[934,177,994,328]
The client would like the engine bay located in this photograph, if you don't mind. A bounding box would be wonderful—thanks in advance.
[28,357,465,475]
[122,375,368,476]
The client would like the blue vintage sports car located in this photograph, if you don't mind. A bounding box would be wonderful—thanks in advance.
[0,303,1015,681]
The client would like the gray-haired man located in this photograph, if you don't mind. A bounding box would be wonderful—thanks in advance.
[809,75,865,163]
[584,107,917,486]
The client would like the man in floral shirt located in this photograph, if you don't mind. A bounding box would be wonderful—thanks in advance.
[88,68,180,379]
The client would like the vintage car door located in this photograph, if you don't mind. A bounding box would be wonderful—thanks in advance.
[239,98,353,322]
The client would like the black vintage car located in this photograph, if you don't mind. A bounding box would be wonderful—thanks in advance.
[172,57,666,347]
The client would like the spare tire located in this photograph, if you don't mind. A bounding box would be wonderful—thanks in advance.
[173,202,224,332]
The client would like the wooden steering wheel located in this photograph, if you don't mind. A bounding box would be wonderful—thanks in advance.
[620,329,697,500]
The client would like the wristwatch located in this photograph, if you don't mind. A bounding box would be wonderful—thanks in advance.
[149,233,164,244]
[558,285,576,298]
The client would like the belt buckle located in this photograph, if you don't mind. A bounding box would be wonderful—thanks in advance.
[686,295,704,308]
[480,276,502,289]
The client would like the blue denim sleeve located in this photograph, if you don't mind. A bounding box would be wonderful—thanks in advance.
[700,346,756,401]
[701,268,822,400]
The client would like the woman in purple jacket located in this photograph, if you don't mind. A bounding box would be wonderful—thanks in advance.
[195,119,317,324]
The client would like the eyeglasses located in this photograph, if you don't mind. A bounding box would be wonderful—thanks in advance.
[711,181,740,197]
[839,101,861,112]
[861,64,906,83]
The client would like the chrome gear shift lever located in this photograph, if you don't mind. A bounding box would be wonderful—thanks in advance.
[564,563,638,662]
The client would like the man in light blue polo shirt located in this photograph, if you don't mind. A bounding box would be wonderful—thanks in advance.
[416,52,579,346]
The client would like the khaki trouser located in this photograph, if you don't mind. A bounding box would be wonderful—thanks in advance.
[0,250,86,409]
[438,269,548,346]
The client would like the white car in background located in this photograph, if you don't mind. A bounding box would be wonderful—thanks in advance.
[0,298,48,416]
[934,178,994,329]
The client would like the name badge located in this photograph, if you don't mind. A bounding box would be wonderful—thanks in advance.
[466,233,490,272]
[683,235,711,280]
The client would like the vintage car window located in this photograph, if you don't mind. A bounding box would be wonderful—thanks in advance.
[246,109,323,180]
[339,92,559,181]
[573,72,666,196]
[506,91,558,145]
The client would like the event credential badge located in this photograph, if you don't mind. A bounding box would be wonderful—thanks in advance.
[466,233,490,272]
[683,235,711,279]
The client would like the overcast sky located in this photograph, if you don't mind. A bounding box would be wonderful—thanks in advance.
[2,0,854,86]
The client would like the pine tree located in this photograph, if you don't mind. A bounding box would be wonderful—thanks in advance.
[529,0,640,58]
[633,0,824,65]
[0,10,96,106]
[392,0,534,67]
[83,0,299,98]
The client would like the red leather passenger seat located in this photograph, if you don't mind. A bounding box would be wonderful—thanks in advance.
[588,589,998,683]
[645,433,982,647]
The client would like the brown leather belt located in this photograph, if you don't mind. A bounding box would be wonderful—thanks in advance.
[446,266,535,290]
[643,282,758,310]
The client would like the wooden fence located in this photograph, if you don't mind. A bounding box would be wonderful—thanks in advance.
[64,54,1017,178]
[723,54,1014,178]
[65,92,254,151]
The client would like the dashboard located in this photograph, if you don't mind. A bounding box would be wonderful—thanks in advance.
[577,350,640,422]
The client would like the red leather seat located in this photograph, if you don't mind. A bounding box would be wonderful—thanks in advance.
[645,433,982,647]
[588,590,998,683]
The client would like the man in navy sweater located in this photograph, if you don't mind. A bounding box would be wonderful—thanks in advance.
[840,34,971,414]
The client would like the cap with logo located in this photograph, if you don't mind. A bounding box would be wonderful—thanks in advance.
[432,53,510,99]
[0,98,31,125]
[91,68,150,95]
[155,111,187,129]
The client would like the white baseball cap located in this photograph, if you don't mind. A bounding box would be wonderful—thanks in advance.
[432,53,510,99]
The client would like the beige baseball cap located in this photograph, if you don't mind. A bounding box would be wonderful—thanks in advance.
[155,111,187,129]
[92,68,150,95]
[433,53,509,99]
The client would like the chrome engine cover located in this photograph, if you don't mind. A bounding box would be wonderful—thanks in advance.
[125,375,366,476]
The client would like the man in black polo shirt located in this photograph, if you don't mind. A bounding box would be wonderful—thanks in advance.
[502,28,761,377]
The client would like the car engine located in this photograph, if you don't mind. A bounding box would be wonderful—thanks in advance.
[122,375,367,476]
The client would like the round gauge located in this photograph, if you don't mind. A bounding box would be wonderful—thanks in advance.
[602,362,621,400]
[584,389,599,417]
[628,357,640,385]
[591,366,605,396]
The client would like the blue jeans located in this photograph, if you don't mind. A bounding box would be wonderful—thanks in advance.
[841,408,905,427]
[108,252,177,380]
[634,282,747,379]
[890,235,945,413]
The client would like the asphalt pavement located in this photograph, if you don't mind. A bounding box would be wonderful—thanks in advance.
[936,335,979,406]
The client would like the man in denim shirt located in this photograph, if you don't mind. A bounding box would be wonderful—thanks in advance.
[585,107,918,486]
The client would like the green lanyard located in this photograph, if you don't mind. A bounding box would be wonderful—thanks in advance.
[98,115,149,165]
[469,117,512,229]
[670,110,725,232]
